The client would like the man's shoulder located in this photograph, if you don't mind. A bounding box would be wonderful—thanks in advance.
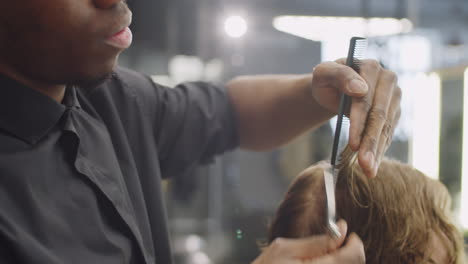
[84,66,161,102]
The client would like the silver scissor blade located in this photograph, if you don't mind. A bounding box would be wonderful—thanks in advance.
[335,116,350,164]
[324,168,340,238]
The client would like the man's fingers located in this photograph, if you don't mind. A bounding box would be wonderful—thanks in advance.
[306,233,365,264]
[348,98,371,150]
[253,221,362,264]
[269,220,348,259]
[373,89,402,174]
[358,69,399,178]
[348,60,381,150]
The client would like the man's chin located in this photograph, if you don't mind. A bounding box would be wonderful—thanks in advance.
[69,57,119,88]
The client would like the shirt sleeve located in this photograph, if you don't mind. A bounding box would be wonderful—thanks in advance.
[114,67,239,179]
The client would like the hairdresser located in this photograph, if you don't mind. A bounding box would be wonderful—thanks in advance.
[0,0,400,263]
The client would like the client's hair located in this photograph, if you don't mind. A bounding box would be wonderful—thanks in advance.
[268,147,464,263]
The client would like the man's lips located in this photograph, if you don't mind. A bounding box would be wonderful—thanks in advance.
[105,26,133,49]
[105,9,133,50]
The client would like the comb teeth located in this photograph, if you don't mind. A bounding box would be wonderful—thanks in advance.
[341,116,350,124]
[347,37,367,72]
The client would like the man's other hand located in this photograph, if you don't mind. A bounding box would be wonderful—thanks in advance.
[252,220,365,264]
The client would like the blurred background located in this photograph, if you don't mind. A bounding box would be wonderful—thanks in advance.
[121,0,468,263]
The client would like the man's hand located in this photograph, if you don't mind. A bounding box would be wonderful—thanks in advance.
[311,59,401,178]
[252,221,365,264]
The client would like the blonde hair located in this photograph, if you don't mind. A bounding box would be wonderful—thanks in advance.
[268,147,465,263]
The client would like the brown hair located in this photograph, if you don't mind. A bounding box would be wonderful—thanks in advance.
[268,147,465,263]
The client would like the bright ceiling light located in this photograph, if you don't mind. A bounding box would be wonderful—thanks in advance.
[224,15,248,38]
[273,16,413,41]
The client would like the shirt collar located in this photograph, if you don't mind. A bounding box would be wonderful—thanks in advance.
[0,73,80,144]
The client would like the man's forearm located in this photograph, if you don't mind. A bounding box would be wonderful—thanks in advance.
[226,74,335,151]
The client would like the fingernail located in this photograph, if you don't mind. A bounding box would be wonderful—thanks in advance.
[349,79,368,94]
[365,151,375,173]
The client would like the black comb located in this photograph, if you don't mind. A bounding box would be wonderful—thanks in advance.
[330,37,367,167]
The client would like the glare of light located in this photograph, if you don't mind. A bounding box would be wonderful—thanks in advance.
[393,36,431,73]
[168,55,205,83]
[273,16,413,42]
[409,73,441,180]
[224,15,248,38]
[185,235,202,253]
[191,252,212,264]
[461,68,468,229]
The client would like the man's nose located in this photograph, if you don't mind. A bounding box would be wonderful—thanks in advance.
[93,0,122,9]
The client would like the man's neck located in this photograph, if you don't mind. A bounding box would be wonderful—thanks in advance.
[0,66,66,103]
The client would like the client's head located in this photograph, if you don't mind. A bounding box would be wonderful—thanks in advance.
[268,147,464,263]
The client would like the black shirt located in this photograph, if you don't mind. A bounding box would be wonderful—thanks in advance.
[0,67,238,264]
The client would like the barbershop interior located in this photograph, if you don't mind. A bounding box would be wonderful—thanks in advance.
[123,0,468,263]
